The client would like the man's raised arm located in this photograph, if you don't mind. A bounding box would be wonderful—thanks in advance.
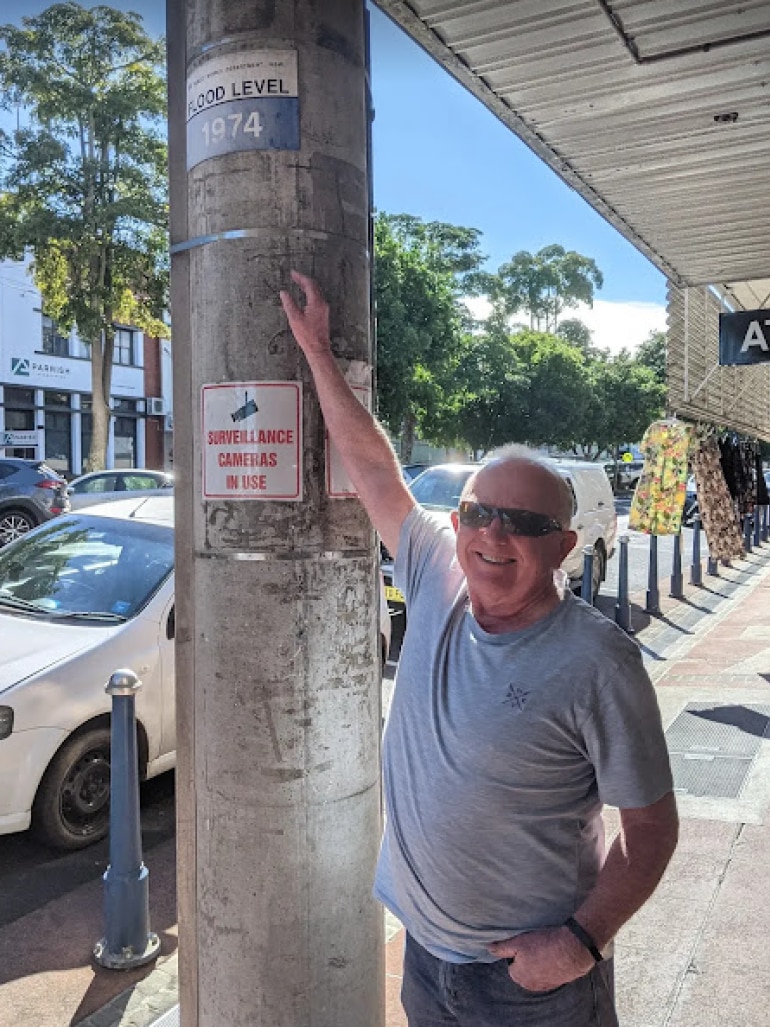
[280,271,415,557]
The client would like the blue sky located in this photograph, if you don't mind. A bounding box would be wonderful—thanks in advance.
[8,1,667,348]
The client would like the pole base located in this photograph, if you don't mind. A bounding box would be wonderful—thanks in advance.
[93,931,161,970]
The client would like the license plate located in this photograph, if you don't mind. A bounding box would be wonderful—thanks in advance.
[385,584,405,605]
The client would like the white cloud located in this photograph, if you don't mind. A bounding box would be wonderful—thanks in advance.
[463,297,667,355]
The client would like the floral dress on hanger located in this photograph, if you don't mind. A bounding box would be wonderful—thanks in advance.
[629,419,693,535]
[692,433,744,563]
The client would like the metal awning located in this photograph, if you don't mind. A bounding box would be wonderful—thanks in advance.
[373,0,770,297]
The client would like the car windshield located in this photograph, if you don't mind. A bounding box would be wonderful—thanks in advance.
[409,467,474,511]
[0,515,173,621]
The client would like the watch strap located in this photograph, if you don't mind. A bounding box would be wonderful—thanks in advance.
[564,917,603,962]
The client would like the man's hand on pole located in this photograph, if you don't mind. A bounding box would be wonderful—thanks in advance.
[279,270,415,558]
[280,271,332,361]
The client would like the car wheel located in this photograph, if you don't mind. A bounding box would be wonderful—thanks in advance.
[0,508,37,547]
[31,728,112,850]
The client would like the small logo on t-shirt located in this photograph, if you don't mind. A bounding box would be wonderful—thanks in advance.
[503,684,531,712]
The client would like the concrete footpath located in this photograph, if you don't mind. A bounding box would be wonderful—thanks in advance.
[3,544,770,1027]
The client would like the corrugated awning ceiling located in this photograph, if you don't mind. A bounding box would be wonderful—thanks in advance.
[374,0,770,298]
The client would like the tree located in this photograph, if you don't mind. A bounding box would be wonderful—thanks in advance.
[506,330,593,450]
[0,2,168,470]
[451,321,529,455]
[373,214,467,460]
[378,213,487,291]
[556,317,595,354]
[491,244,604,333]
[636,329,667,385]
[574,355,665,460]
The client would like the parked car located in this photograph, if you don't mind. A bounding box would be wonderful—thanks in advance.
[66,468,174,510]
[604,459,644,491]
[683,475,698,526]
[401,463,430,483]
[0,458,70,547]
[382,459,617,612]
[0,495,390,849]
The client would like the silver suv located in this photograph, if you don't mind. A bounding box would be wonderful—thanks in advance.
[0,458,70,546]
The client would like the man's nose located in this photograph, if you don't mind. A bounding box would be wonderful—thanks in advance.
[482,514,508,539]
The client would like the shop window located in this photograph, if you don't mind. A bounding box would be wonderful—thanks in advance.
[42,316,70,357]
[5,387,35,409]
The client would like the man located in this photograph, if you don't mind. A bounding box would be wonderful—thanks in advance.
[280,271,678,1027]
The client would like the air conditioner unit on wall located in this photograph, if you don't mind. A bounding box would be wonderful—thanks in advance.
[147,397,165,416]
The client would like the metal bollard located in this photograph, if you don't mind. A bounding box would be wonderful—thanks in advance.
[690,515,703,586]
[614,535,633,633]
[646,535,661,614]
[754,508,762,548]
[743,516,753,553]
[763,506,769,543]
[670,533,684,598]
[580,544,595,605]
[707,555,719,576]
[93,669,160,970]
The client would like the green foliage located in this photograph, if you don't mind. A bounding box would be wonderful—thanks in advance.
[373,213,663,461]
[450,321,529,454]
[576,355,665,458]
[451,324,664,458]
[0,2,168,469]
[556,317,596,354]
[506,330,593,449]
[492,244,603,333]
[378,213,486,291]
[373,213,476,457]
[636,329,667,385]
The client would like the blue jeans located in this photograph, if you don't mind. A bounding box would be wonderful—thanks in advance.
[401,933,619,1027]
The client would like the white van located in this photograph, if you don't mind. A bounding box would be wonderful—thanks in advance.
[550,459,618,596]
[382,459,617,608]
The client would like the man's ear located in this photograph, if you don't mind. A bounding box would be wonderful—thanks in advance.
[559,530,578,561]
[450,509,460,534]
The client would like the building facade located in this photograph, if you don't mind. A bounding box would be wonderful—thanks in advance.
[0,258,173,477]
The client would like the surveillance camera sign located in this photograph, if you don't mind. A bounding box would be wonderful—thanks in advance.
[202,382,302,500]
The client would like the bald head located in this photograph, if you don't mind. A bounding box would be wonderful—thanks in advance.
[461,451,574,530]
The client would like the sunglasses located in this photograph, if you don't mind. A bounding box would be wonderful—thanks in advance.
[457,500,563,537]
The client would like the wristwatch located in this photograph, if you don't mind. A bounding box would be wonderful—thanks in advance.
[564,917,604,963]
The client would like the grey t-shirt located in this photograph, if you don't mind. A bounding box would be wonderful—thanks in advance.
[373,506,673,963]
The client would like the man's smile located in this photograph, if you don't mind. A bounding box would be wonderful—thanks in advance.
[477,552,515,565]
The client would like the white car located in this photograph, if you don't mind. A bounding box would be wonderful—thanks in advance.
[67,468,174,510]
[0,495,390,849]
[382,459,617,607]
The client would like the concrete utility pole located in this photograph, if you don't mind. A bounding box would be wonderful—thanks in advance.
[167,2,383,1024]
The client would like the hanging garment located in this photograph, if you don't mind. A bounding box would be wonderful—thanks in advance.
[719,436,756,516]
[756,454,769,506]
[630,419,693,535]
[692,434,744,563]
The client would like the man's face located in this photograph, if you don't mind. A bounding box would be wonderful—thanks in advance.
[450,460,577,623]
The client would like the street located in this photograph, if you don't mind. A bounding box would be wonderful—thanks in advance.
[0,772,175,931]
[602,496,697,598]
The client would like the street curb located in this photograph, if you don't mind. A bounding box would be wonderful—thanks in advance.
[76,954,178,1027]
